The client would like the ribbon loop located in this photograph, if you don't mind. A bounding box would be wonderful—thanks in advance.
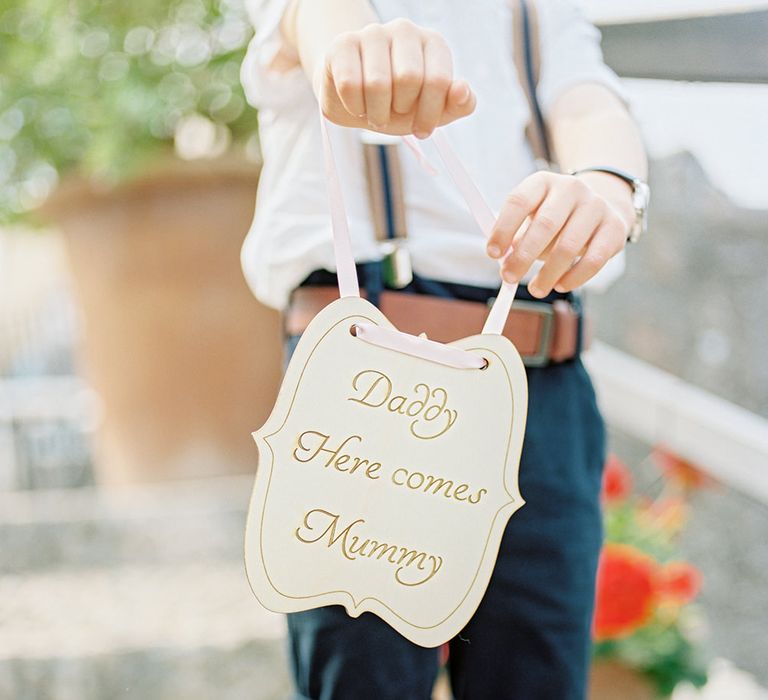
[319,107,517,366]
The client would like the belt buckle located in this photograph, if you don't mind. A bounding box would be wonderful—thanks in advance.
[488,298,555,368]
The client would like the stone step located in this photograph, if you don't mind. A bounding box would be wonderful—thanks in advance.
[0,562,291,700]
[1,475,253,573]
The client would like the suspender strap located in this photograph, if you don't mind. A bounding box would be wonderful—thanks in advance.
[358,0,550,291]
[326,1,558,365]
[320,113,516,369]
[362,139,414,291]
[511,0,553,168]
[363,142,408,242]
[360,0,550,256]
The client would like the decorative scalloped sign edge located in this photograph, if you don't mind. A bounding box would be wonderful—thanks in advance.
[244,296,528,647]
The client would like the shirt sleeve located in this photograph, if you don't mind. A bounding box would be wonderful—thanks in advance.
[536,0,630,117]
[240,0,314,111]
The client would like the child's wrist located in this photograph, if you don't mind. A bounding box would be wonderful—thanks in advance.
[572,171,635,231]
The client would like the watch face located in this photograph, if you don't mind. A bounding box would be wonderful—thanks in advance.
[629,182,650,242]
[633,183,650,215]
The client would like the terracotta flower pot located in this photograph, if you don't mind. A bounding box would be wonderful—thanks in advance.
[43,157,283,485]
[589,660,660,700]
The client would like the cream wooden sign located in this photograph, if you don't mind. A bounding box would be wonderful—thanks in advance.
[244,295,528,647]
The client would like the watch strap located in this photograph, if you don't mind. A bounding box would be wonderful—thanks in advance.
[567,165,640,189]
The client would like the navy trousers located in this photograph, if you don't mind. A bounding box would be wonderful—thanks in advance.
[283,272,606,700]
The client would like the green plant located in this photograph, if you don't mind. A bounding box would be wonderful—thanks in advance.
[592,450,711,696]
[0,0,259,223]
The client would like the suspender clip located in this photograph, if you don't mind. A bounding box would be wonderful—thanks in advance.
[381,241,413,289]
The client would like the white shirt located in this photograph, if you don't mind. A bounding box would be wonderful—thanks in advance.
[241,0,629,310]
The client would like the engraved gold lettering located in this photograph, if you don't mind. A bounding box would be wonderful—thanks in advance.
[348,457,367,473]
[292,430,329,462]
[295,509,442,586]
[410,406,457,441]
[347,370,458,440]
[293,431,381,480]
[423,475,454,497]
[294,431,485,503]
[396,555,443,587]
[397,548,426,570]
[294,509,363,561]
[293,431,363,468]
[348,370,391,408]
[367,540,400,563]
[390,467,487,505]
[453,484,470,501]
[423,387,447,422]
[406,384,429,417]
[387,394,407,414]
[468,488,488,505]
[347,534,369,557]
[406,471,425,489]
[392,467,407,485]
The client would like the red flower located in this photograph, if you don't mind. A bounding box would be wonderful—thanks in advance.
[657,562,702,605]
[652,446,715,491]
[593,544,658,641]
[601,454,633,504]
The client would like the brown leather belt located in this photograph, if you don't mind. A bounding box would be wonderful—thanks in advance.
[285,286,588,367]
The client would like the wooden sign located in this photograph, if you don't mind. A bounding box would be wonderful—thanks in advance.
[244,295,528,647]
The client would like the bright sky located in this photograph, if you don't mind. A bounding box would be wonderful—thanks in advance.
[580,0,768,23]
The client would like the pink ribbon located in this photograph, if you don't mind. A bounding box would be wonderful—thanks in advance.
[319,109,516,369]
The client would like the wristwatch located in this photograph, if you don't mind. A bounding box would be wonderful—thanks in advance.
[568,166,651,243]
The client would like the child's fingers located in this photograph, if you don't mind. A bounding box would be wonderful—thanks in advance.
[554,220,625,291]
[527,206,598,296]
[442,79,475,122]
[326,34,365,119]
[501,189,572,284]
[359,25,392,128]
[487,173,549,261]
[322,22,474,135]
[390,22,424,116]
[412,32,453,138]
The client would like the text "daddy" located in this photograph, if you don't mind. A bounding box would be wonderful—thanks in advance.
[348,369,457,440]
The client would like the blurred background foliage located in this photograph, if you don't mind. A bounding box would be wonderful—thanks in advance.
[0,0,259,223]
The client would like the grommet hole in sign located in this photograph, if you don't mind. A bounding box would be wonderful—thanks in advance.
[349,323,491,370]
[350,322,491,370]
[244,106,529,648]
[351,322,488,370]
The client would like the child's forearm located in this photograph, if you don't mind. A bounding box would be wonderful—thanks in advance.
[486,84,649,296]
[548,83,648,225]
[549,84,647,177]
[282,0,378,94]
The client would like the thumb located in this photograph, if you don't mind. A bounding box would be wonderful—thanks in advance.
[443,79,476,121]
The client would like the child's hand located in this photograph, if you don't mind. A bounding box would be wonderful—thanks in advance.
[318,19,476,138]
[486,171,634,296]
